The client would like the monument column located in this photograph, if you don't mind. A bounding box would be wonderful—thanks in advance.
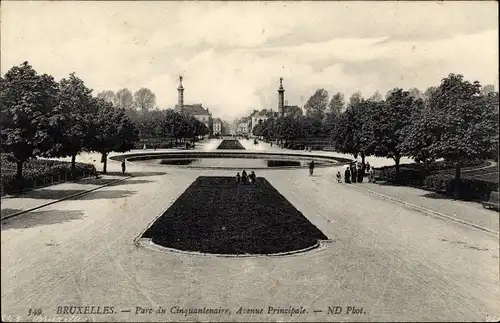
[278,77,285,117]
[177,76,184,111]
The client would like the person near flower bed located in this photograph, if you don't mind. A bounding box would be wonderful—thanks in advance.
[241,170,248,183]
[249,171,256,184]
[121,160,126,175]
[236,172,241,183]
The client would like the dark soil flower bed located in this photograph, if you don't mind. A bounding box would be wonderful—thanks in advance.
[267,160,301,167]
[142,176,327,255]
[216,140,246,150]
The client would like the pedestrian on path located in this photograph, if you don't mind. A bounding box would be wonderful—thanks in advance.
[241,170,248,184]
[336,171,342,183]
[344,167,351,183]
[309,160,315,176]
[369,168,375,183]
[121,160,126,175]
[357,165,364,183]
[351,164,357,183]
[236,172,241,183]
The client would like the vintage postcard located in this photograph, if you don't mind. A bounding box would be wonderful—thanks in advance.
[1,1,498,322]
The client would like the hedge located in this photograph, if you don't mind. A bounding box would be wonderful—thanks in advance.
[1,155,96,195]
[423,174,497,201]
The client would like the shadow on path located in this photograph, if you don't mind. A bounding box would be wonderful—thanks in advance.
[11,189,135,201]
[1,209,84,230]
[101,171,167,177]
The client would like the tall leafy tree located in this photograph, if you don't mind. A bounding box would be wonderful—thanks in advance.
[408,88,424,100]
[88,98,139,173]
[0,62,59,188]
[365,88,418,173]
[46,73,95,179]
[481,84,496,95]
[96,90,117,106]
[133,88,156,112]
[116,88,133,110]
[368,91,383,102]
[348,91,363,107]
[328,92,345,115]
[304,89,329,120]
[426,74,498,186]
[399,102,437,169]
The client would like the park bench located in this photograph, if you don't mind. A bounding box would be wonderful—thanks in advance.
[482,190,499,211]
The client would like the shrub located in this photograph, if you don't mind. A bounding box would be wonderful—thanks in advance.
[423,174,496,200]
[0,156,96,195]
[267,160,301,167]
[377,168,427,186]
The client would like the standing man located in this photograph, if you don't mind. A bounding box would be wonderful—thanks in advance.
[121,160,126,175]
[309,160,315,176]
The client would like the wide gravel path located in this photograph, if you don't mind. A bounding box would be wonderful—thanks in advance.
[1,140,498,322]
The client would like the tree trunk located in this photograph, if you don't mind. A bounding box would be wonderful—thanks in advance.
[16,161,23,194]
[102,153,108,174]
[394,156,401,174]
[361,152,366,167]
[71,154,76,181]
[454,163,462,199]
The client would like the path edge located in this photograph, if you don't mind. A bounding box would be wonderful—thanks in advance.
[1,176,132,221]
[353,184,499,237]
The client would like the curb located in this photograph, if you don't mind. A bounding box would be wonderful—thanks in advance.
[352,184,499,237]
[1,176,132,221]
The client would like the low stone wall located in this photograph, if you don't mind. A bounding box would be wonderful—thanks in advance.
[110,151,353,170]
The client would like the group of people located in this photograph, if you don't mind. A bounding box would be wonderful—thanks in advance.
[335,162,375,183]
[236,170,257,184]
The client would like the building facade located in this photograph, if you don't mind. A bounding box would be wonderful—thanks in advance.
[236,117,251,135]
[213,118,222,135]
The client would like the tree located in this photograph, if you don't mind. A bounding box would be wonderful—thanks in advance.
[45,73,95,179]
[365,88,418,174]
[0,62,59,190]
[426,74,498,192]
[408,88,423,100]
[115,88,133,110]
[481,84,496,96]
[368,91,383,102]
[332,100,377,163]
[96,90,117,106]
[287,105,303,118]
[304,89,329,120]
[399,99,434,168]
[328,92,345,115]
[133,88,156,112]
[348,91,364,108]
[88,98,139,173]
[422,86,437,103]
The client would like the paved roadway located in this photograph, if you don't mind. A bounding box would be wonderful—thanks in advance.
[1,140,499,322]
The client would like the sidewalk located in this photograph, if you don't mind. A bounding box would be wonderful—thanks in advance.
[351,181,499,234]
[1,175,128,220]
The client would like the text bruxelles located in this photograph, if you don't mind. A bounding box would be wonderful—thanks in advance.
[56,306,115,315]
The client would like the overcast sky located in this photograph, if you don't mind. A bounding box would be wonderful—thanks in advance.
[1,1,498,120]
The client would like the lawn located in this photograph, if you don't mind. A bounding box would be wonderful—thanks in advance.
[216,139,246,150]
[142,176,327,255]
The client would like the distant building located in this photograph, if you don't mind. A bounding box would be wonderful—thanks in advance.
[250,109,278,134]
[173,76,212,130]
[213,118,222,135]
[237,117,251,135]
